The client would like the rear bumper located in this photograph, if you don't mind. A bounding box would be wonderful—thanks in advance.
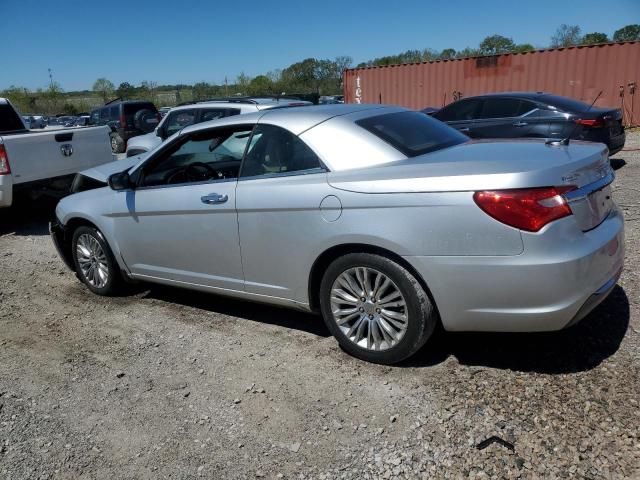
[404,207,625,332]
[607,131,625,156]
[0,175,13,208]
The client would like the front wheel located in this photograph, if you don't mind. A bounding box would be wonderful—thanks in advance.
[71,226,122,296]
[319,253,437,364]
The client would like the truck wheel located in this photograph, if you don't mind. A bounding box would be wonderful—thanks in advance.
[110,133,125,154]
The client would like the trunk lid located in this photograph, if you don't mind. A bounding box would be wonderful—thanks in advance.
[328,138,614,231]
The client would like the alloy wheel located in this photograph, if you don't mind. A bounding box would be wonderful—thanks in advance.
[330,267,408,351]
[76,233,109,288]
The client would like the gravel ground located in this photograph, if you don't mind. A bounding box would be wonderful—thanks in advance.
[1,133,640,479]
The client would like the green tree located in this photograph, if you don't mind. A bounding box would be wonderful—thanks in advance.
[439,48,457,60]
[192,82,211,100]
[456,47,481,58]
[1,86,33,113]
[513,43,535,53]
[42,81,64,114]
[613,24,640,41]
[582,32,609,44]
[248,75,273,95]
[478,34,516,55]
[235,73,251,95]
[93,78,115,103]
[551,24,582,47]
[116,82,135,99]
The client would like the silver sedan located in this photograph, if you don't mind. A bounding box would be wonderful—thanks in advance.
[50,104,625,364]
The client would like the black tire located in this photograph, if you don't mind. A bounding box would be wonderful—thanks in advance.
[71,226,122,296]
[319,253,436,365]
[133,109,158,133]
[110,132,125,154]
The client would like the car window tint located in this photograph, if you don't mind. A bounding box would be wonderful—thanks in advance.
[165,109,197,137]
[240,124,323,178]
[480,98,523,118]
[200,108,241,123]
[517,100,537,115]
[99,108,110,120]
[110,106,119,119]
[0,103,27,132]
[539,95,591,113]
[356,111,468,158]
[434,99,482,121]
[141,127,253,187]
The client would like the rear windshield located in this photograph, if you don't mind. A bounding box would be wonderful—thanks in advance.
[356,111,468,157]
[539,95,592,113]
[0,103,27,132]
[124,102,157,117]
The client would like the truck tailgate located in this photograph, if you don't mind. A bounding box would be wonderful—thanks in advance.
[1,126,113,185]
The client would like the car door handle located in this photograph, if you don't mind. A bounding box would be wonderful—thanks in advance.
[201,193,228,205]
[459,127,471,132]
[513,121,528,127]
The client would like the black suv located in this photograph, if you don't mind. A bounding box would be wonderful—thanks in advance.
[428,92,625,155]
[89,100,160,153]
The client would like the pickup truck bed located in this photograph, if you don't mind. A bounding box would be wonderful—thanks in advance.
[0,98,114,208]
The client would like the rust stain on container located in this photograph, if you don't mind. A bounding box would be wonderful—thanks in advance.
[344,42,640,125]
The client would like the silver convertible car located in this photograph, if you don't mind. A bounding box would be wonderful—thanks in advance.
[50,104,624,364]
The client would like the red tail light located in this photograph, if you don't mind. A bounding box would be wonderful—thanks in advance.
[575,118,604,128]
[0,145,10,175]
[120,113,126,128]
[473,186,576,232]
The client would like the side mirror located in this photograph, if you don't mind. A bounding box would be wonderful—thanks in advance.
[108,171,134,191]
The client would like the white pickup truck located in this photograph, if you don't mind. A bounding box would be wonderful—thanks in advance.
[0,98,113,208]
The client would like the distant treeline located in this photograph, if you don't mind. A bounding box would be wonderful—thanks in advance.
[3,23,638,115]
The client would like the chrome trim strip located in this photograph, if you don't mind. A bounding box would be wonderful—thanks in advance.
[563,172,614,203]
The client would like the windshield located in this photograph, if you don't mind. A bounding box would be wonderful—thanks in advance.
[356,111,468,157]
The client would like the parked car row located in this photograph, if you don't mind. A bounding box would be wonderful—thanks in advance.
[3,87,626,365]
[423,92,625,155]
[125,97,312,157]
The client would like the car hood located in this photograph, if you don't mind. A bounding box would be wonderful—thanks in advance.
[79,156,144,182]
[327,139,610,193]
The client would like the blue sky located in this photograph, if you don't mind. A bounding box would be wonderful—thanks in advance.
[1,0,638,91]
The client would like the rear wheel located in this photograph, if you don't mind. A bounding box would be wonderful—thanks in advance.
[110,133,125,154]
[71,226,122,296]
[319,253,436,364]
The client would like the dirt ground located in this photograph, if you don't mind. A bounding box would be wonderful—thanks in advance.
[1,133,639,480]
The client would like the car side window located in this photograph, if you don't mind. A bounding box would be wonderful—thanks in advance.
[434,99,483,122]
[479,98,523,119]
[164,109,197,137]
[517,100,537,116]
[200,108,241,123]
[99,108,110,121]
[240,124,324,178]
[139,126,254,188]
[110,106,119,120]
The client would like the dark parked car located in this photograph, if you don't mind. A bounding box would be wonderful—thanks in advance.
[89,100,160,153]
[427,92,625,155]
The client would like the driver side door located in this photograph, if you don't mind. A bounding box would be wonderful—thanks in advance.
[111,125,254,291]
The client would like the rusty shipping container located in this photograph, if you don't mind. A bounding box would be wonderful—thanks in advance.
[344,41,640,126]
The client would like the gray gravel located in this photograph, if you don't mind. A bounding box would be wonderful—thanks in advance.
[1,132,639,479]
